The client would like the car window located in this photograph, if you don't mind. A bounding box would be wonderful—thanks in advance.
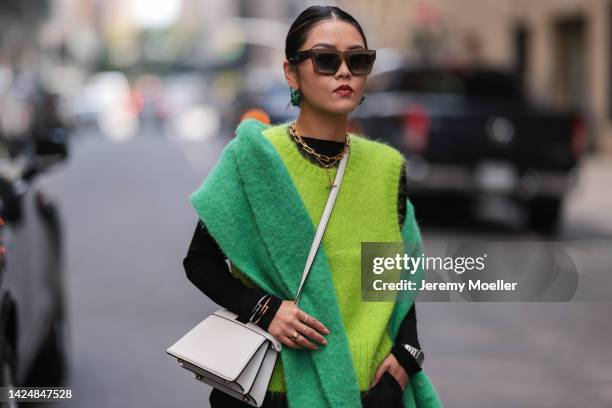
[369,69,523,99]
[461,71,522,98]
[393,71,466,94]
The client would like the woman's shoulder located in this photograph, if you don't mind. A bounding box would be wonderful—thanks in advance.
[234,118,273,139]
[234,119,291,145]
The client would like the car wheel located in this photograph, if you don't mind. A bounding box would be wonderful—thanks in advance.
[46,317,69,385]
[25,317,68,387]
[527,197,562,235]
[0,340,18,408]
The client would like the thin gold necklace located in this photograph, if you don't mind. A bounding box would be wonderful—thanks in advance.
[288,121,350,189]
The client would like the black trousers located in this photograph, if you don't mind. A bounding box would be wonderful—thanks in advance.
[209,372,404,407]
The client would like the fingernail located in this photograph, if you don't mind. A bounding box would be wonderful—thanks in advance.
[323,339,328,346]
[324,328,330,334]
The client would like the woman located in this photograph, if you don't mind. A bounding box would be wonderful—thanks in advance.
[183,5,442,408]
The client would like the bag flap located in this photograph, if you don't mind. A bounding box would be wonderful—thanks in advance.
[214,309,282,351]
[166,309,281,381]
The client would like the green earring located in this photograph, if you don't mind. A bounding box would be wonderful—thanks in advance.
[290,88,302,106]
[359,93,366,105]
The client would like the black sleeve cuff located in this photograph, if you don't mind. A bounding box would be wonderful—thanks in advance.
[390,343,422,378]
[254,295,283,332]
[394,303,421,349]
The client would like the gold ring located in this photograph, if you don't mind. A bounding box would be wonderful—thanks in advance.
[292,331,299,340]
[302,324,307,332]
[303,313,309,324]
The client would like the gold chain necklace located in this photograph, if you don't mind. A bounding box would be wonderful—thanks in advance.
[287,121,350,189]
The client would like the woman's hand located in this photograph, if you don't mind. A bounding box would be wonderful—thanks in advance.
[370,353,409,390]
[267,300,330,350]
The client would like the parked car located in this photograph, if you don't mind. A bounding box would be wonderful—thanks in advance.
[161,72,221,140]
[228,80,297,130]
[65,71,138,140]
[0,120,69,391]
[352,66,586,234]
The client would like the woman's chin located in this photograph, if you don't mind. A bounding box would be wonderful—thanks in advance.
[323,101,359,115]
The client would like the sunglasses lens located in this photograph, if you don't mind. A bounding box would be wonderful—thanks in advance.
[314,53,341,74]
[348,52,374,75]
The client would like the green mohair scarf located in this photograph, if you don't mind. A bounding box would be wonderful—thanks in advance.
[190,118,443,408]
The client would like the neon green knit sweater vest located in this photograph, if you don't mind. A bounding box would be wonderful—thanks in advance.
[255,122,405,392]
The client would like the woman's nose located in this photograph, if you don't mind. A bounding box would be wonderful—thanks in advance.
[335,59,351,78]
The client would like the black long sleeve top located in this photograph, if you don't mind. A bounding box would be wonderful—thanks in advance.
[183,131,423,377]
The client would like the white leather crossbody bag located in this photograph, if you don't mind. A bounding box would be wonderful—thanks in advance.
[166,149,349,407]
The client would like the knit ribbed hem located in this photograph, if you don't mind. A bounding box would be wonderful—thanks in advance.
[266,332,395,393]
[352,322,396,391]
[267,356,286,392]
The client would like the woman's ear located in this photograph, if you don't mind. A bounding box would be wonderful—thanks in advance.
[283,60,299,89]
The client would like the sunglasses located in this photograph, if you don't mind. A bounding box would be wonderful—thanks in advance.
[288,48,377,76]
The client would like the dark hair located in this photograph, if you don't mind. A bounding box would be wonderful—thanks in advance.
[285,6,369,61]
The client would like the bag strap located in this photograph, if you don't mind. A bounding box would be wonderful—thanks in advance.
[294,148,349,307]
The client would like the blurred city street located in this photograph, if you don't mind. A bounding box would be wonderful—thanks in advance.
[35,127,610,408]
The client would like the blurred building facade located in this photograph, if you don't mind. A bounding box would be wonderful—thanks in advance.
[342,0,612,156]
[16,0,612,155]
